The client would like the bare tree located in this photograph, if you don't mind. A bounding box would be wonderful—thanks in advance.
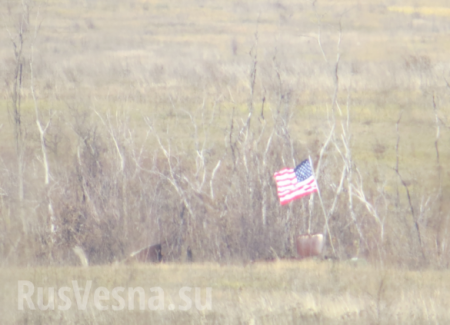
[6,1,29,232]
[29,10,56,242]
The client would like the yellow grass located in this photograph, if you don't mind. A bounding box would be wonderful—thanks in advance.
[388,6,450,17]
[2,261,450,324]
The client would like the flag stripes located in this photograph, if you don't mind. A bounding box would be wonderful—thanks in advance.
[273,159,318,205]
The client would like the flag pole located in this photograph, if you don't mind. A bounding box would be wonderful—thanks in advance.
[308,155,336,257]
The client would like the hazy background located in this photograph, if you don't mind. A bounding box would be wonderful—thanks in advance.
[0,0,450,267]
[2,1,450,324]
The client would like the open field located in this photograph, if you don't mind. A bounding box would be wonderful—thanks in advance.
[4,260,450,325]
[1,0,450,323]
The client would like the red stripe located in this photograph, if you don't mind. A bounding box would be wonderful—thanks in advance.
[274,174,296,182]
[274,175,297,184]
[279,187,318,203]
[273,168,294,177]
[278,181,318,202]
[277,178,316,196]
[280,188,318,205]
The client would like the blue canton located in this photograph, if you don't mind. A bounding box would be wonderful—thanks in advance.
[294,160,313,182]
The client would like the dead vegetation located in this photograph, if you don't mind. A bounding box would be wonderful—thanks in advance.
[0,0,450,322]
[0,0,449,267]
[3,261,450,324]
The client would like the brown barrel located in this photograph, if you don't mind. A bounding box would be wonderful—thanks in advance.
[296,233,324,259]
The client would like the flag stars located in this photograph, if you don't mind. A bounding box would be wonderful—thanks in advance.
[294,160,313,182]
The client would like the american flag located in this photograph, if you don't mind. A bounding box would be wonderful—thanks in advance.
[273,159,318,205]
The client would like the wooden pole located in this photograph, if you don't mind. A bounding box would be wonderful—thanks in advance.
[308,155,336,257]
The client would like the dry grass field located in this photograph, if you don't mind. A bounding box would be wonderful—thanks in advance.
[3,260,450,324]
[1,0,450,323]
